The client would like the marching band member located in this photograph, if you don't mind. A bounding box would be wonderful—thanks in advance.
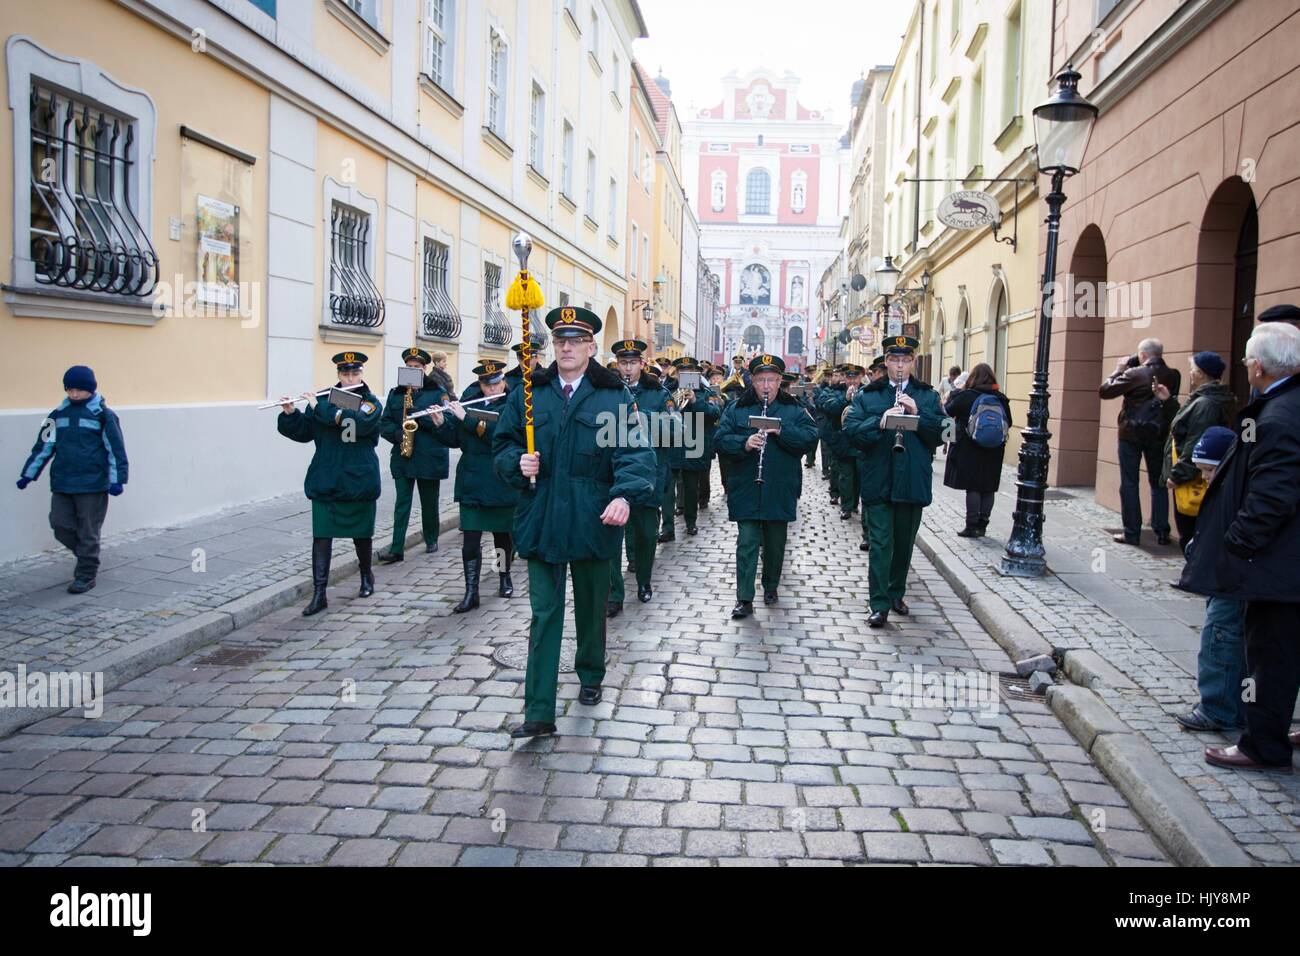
[492,306,657,739]
[714,354,819,619]
[843,336,947,628]
[377,347,453,564]
[443,360,519,612]
[277,352,383,616]
[607,339,678,616]
[665,356,721,538]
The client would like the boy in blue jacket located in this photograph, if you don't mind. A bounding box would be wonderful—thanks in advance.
[17,366,129,593]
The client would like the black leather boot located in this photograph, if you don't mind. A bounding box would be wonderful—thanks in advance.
[498,568,514,598]
[454,557,481,613]
[355,538,374,597]
[303,537,331,616]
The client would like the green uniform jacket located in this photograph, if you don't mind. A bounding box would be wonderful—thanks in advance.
[492,359,658,563]
[628,372,679,498]
[379,381,454,480]
[278,386,383,502]
[715,387,820,522]
[842,376,947,505]
[815,384,857,460]
[442,382,520,509]
[671,386,722,473]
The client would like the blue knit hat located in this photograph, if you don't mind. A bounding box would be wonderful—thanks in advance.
[62,365,97,393]
[1191,351,1225,380]
[1192,426,1236,466]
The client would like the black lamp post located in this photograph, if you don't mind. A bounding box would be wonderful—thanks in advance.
[1002,66,1099,577]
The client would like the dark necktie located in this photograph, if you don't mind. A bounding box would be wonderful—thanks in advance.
[563,383,573,406]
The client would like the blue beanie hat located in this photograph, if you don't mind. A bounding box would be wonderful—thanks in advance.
[1191,351,1225,380]
[63,366,97,393]
[1192,426,1235,466]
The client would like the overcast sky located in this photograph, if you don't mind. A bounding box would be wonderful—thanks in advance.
[632,0,914,127]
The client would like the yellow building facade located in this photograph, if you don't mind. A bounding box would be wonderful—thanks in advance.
[2,0,647,561]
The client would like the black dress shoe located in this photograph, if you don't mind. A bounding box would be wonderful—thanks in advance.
[657,531,675,543]
[957,525,980,538]
[840,511,852,520]
[578,686,602,706]
[637,584,653,602]
[67,577,96,594]
[763,590,778,605]
[425,540,440,554]
[1113,533,1140,545]
[867,609,889,628]
[626,560,637,574]
[377,550,404,564]
[891,598,909,616]
[675,507,684,516]
[686,526,698,536]
[829,495,839,505]
[859,541,870,552]
[731,600,753,619]
[1156,532,1173,546]
[606,601,623,618]
[1175,707,1231,732]
[510,721,557,740]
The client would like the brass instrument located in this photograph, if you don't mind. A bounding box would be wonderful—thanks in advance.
[399,387,417,458]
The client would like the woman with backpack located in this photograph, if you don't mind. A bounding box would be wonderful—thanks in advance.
[943,363,1012,537]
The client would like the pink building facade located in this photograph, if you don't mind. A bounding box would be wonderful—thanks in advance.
[682,69,849,370]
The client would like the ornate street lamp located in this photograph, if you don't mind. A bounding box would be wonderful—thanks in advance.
[1002,65,1098,577]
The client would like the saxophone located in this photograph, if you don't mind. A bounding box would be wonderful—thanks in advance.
[400,386,417,457]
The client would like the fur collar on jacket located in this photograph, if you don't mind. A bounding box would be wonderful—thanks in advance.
[532,358,625,390]
[737,385,799,408]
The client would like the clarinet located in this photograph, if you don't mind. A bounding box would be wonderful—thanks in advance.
[756,394,770,485]
[893,370,907,454]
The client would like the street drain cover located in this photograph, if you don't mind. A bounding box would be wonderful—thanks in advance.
[493,640,577,672]
[999,673,1048,703]
[197,646,270,666]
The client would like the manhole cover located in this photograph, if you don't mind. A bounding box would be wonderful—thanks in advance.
[492,640,577,672]
[197,646,270,666]
[999,673,1048,703]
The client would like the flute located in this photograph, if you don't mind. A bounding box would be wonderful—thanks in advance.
[403,391,506,421]
[259,384,363,410]
[756,394,770,485]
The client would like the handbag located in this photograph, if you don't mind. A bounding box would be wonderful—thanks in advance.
[1170,434,1207,516]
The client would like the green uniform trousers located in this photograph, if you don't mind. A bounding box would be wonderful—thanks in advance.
[697,465,711,506]
[820,438,832,478]
[735,520,789,602]
[525,558,609,723]
[661,471,676,535]
[864,502,923,612]
[387,477,440,555]
[835,456,859,515]
[663,469,700,530]
[609,505,660,602]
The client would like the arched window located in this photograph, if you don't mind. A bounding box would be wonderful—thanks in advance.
[787,325,804,355]
[992,281,1010,380]
[743,324,765,351]
[745,168,771,215]
[739,264,770,305]
[956,297,970,370]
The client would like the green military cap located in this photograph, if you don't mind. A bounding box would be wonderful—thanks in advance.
[722,378,745,395]
[884,334,920,355]
[869,355,886,370]
[511,337,544,355]
[401,347,432,365]
[748,352,785,375]
[672,356,701,371]
[644,365,662,380]
[843,363,866,376]
[474,359,507,384]
[613,338,649,358]
[332,351,368,371]
[544,305,601,338]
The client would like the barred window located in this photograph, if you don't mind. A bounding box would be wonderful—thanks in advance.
[745,168,771,215]
[328,202,384,327]
[421,238,459,339]
[28,82,158,297]
[482,262,511,346]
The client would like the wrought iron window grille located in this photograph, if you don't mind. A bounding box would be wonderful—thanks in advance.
[421,238,460,340]
[329,202,385,327]
[28,82,159,298]
[481,262,512,346]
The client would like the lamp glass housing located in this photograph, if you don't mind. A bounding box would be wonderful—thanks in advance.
[1033,68,1098,174]
[875,256,900,297]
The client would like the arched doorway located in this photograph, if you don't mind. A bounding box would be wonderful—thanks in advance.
[787,325,804,357]
[990,280,1010,381]
[1194,177,1257,408]
[1050,223,1105,487]
[956,297,970,370]
[602,305,620,355]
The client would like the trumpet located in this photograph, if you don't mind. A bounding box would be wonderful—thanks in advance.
[259,384,364,410]
[403,391,507,422]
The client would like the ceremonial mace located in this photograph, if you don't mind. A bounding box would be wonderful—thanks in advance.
[507,233,544,491]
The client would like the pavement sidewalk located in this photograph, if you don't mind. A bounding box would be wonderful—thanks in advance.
[0,482,458,736]
[918,455,1300,864]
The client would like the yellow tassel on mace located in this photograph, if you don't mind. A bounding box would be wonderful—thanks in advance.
[505,272,544,311]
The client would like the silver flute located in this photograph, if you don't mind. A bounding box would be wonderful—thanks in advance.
[259,383,363,410]
[756,393,770,485]
[403,391,507,421]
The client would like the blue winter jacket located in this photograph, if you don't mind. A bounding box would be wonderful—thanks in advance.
[20,394,129,494]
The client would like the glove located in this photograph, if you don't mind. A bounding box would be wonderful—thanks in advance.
[16,477,30,490]
[108,483,124,496]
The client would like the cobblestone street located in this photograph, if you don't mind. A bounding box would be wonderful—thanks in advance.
[0,471,1168,866]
